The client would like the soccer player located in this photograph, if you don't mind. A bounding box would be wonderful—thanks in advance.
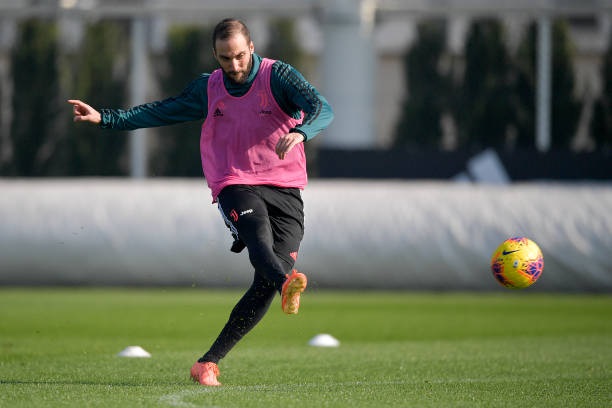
[68,18,333,386]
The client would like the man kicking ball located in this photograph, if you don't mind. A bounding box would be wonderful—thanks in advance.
[68,18,333,386]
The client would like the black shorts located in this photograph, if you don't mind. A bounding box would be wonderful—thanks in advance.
[217,184,304,273]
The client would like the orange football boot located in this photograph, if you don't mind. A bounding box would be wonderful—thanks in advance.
[281,270,307,314]
[190,361,221,386]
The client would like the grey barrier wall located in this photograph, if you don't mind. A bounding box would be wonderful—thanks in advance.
[1,179,611,291]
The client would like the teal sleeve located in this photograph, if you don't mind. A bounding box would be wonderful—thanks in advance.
[270,61,334,141]
[100,74,209,130]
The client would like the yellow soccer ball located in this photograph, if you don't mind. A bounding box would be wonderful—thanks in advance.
[490,237,544,289]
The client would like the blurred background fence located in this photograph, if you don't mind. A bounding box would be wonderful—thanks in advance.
[0,0,611,290]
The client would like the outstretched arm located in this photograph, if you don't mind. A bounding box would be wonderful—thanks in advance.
[67,75,209,131]
[67,99,101,124]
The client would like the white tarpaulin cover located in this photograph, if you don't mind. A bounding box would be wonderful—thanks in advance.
[1,179,610,291]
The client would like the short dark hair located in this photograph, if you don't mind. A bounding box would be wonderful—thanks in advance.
[212,18,251,51]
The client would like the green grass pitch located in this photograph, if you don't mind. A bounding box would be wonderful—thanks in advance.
[0,288,610,407]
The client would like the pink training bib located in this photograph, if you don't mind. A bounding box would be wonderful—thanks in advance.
[200,58,307,201]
